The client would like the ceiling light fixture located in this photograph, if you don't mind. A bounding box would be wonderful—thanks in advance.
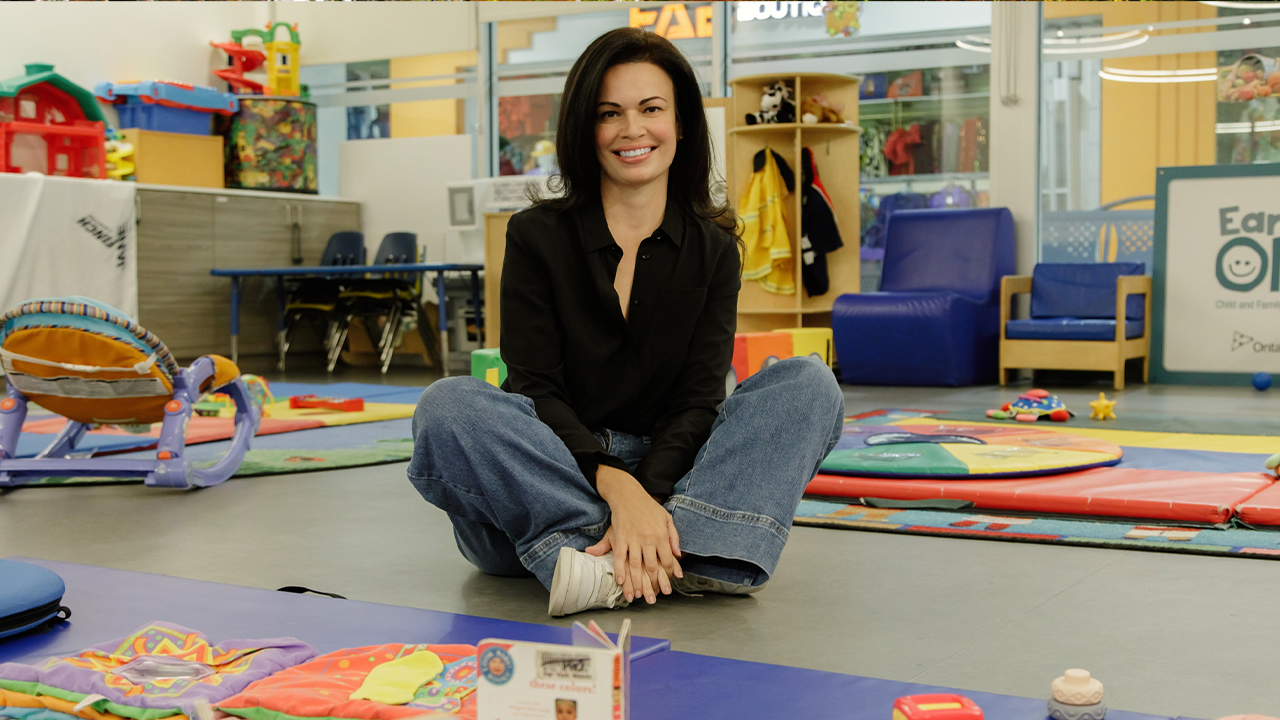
[1099,68,1217,83]
[959,30,1150,56]
[1199,0,1280,8]
[1216,120,1280,134]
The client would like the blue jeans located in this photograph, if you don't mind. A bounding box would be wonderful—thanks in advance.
[407,356,845,590]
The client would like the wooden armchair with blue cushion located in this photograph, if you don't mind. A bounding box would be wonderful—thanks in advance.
[999,263,1151,390]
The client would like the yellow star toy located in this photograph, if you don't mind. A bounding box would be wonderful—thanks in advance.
[1089,392,1116,421]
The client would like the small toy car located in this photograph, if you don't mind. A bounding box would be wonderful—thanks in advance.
[893,694,983,720]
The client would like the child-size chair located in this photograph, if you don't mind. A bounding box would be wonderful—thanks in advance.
[330,232,421,374]
[999,263,1150,390]
[0,297,260,489]
[279,231,366,371]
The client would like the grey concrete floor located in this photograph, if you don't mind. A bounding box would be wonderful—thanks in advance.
[3,360,1280,719]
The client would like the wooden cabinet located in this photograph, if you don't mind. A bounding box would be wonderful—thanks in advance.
[135,186,361,360]
[727,73,861,332]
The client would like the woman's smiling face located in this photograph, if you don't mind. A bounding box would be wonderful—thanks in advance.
[595,61,679,194]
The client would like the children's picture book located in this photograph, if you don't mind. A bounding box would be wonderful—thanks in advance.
[477,619,630,720]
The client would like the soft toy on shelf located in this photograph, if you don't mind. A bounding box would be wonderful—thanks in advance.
[745,80,795,125]
[800,93,845,124]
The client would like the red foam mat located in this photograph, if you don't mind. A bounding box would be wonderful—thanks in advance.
[806,467,1276,524]
[1235,482,1280,526]
[24,416,325,443]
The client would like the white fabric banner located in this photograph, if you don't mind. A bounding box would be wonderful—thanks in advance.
[0,173,138,318]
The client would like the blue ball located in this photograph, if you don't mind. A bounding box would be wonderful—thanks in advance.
[1254,372,1272,391]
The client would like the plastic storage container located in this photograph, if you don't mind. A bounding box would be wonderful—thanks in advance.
[116,98,211,136]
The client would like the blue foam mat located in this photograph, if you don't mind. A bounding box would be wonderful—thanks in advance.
[0,558,1195,720]
[631,651,1181,720]
[0,558,667,665]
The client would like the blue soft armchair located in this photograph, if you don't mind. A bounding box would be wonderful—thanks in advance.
[832,207,1015,386]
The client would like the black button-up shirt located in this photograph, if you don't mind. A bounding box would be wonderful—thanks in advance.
[499,198,740,496]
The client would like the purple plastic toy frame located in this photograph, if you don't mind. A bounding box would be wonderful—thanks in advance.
[0,356,260,489]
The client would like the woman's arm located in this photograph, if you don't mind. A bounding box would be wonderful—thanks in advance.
[632,234,741,496]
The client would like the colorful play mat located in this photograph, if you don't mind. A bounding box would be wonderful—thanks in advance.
[5,383,422,487]
[821,422,1123,479]
[802,408,1280,540]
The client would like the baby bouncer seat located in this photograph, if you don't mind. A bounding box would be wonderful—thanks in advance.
[0,297,260,489]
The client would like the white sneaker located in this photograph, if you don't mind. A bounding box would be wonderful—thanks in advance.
[547,547,629,617]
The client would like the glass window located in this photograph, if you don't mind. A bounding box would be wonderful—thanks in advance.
[728,1,995,290]
[1036,2,1280,269]
[494,6,715,177]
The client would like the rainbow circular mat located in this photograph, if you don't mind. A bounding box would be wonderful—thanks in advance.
[820,422,1123,480]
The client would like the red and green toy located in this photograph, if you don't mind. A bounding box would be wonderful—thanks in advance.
[986,388,1073,423]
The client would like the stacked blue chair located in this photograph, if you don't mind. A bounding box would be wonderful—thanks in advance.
[832,207,1015,386]
[330,232,421,374]
[279,231,366,371]
[999,262,1150,390]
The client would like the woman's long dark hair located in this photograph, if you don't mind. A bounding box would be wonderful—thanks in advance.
[533,27,738,239]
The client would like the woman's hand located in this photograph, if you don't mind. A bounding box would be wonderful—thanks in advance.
[586,465,682,604]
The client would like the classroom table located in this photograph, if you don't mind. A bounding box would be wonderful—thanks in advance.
[211,264,484,376]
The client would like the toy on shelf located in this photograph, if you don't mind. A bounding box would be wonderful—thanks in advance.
[210,40,266,96]
[800,93,845,124]
[216,96,317,193]
[215,23,302,98]
[1048,669,1106,720]
[1254,372,1272,391]
[103,129,134,180]
[893,694,982,720]
[986,389,1072,423]
[1088,392,1116,421]
[744,80,795,125]
[95,80,238,136]
[289,395,364,412]
[0,63,106,178]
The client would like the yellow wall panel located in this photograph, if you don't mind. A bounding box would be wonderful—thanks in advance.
[389,51,477,138]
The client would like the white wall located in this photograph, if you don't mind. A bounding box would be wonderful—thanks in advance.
[270,3,477,66]
[0,3,477,96]
[0,4,265,94]
[338,135,474,263]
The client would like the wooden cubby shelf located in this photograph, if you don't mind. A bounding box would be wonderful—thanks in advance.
[727,72,862,332]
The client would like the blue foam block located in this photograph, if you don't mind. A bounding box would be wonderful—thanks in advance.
[0,558,667,666]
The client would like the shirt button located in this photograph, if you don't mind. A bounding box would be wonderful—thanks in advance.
[632,300,641,306]
[642,254,651,260]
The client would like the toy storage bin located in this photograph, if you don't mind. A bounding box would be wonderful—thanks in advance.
[116,98,211,136]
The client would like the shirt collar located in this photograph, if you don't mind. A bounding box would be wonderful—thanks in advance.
[577,197,686,253]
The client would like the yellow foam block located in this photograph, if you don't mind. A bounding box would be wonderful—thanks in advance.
[894,418,1280,455]
[942,443,1119,476]
[773,327,834,368]
[263,401,416,426]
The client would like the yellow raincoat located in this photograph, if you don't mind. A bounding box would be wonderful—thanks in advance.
[738,149,795,295]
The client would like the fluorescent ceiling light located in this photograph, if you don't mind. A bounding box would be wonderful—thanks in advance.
[1100,69,1217,83]
[1199,1,1280,8]
[1101,67,1218,76]
[1216,120,1280,134]
[1042,29,1143,45]
[957,31,1150,55]
[1043,34,1149,55]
